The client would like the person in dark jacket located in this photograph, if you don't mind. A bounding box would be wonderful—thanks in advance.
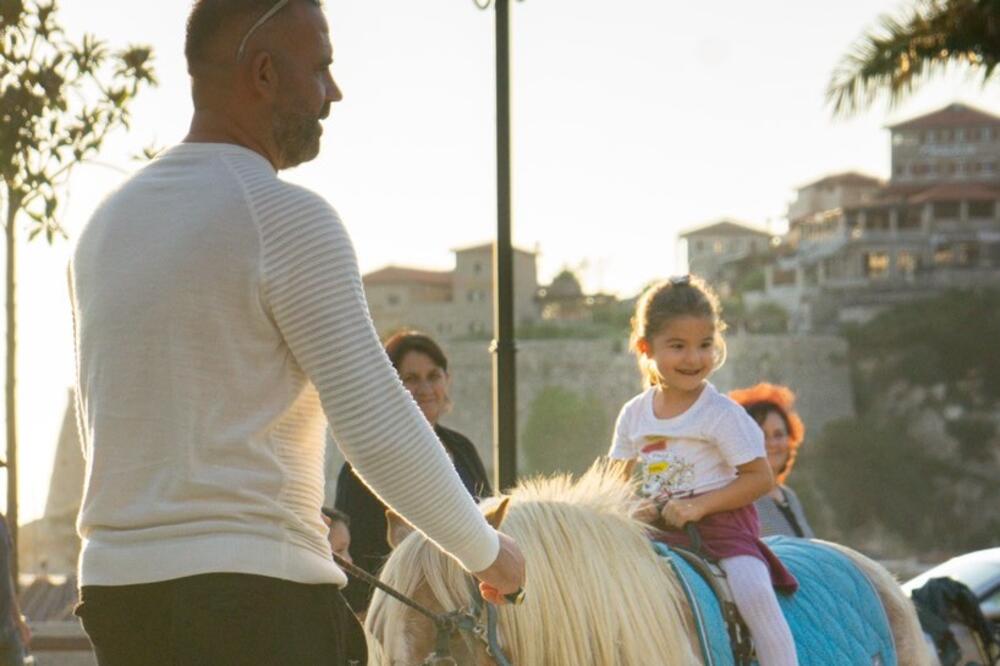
[336,331,492,612]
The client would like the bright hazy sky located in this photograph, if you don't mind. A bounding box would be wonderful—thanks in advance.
[6,0,1000,523]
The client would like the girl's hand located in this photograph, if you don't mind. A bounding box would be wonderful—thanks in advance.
[631,498,660,524]
[661,498,705,529]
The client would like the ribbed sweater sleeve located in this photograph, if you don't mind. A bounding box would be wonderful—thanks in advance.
[240,168,499,573]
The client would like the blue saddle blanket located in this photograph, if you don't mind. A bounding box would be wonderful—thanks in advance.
[654,536,897,666]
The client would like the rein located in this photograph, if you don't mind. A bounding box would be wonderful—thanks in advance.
[333,553,513,666]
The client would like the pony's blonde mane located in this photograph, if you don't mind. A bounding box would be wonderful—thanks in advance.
[366,462,698,665]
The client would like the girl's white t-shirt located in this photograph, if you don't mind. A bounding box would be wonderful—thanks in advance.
[609,383,765,500]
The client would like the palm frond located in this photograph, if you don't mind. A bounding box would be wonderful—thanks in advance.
[828,0,1000,117]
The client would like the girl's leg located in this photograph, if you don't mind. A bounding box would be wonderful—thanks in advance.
[719,555,798,666]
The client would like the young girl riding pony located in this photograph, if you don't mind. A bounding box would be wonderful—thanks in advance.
[609,275,799,666]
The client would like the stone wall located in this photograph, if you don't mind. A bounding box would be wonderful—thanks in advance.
[324,333,855,501]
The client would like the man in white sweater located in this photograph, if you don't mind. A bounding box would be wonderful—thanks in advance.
[68,1,524,664]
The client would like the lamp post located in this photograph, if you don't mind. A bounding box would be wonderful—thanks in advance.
[475,0,518,491]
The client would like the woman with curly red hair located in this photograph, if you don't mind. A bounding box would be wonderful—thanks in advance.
[729,383,815,538]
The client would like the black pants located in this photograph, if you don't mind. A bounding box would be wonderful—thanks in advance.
[75,573,367,666]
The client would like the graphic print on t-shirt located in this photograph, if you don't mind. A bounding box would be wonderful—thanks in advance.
[638,437,696,501]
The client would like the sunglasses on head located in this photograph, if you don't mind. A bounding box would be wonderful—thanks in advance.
[236,0,291,61]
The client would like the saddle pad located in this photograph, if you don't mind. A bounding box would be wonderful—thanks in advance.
[654,536,897,665]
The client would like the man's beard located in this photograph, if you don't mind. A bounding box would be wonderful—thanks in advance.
[272,104,324,169]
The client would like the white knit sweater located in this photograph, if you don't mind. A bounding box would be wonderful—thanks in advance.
[69,143,498,586]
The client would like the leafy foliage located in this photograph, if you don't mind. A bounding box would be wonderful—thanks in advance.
[845,289,1000,413]
[520,386,610,476]
[802,416,1000,552]
[0,0,155,569]
[800,289,1000,554]
[1,0,156,240]
[745,302,789,334]
[828,0,1000,115]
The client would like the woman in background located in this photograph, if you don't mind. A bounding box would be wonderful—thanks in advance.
[335,331,492,611]
[730,383,815,539]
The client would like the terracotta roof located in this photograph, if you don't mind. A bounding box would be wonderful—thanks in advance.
[856,181,1000,206]
[679,219,771,239]
[363,266,452,287]
[797,171,883,191]
[908,182,1000,203]
[451,242,536,256]
[888,103,1000,131]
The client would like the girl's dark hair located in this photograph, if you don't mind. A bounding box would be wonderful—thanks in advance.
[630,274,726,388]
[383,330,449,372]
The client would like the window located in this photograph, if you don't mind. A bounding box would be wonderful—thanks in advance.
[713,240,724,255]
[387,294,400,306]
[934,245,954,266]
[867,209,890,231]
[896,251,917,274]
[924,130,936,143]
[865,252,890,279]
[956,243,979,267]
[912,163,929,176]
[695,240,705,252]
[771,267,797,286]
[473,261,483,274]
[933,201,960,219]
[969,201,995,219]
[899,206,922,230]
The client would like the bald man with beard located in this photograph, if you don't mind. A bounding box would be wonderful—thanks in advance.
[68,2,524,664]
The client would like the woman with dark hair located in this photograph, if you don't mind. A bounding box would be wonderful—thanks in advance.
[729,383,815,539]
[335,331,492,612]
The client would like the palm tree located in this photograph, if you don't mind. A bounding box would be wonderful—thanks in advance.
[828,0,1000,116]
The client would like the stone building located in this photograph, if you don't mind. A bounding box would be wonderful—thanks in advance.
[679,220,773,286]
[761,103,1000,331]
[363,243,540,339]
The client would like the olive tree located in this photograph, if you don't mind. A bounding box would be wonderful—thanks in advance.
[1,0,155,575]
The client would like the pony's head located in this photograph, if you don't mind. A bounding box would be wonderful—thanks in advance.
[365,461,698,665]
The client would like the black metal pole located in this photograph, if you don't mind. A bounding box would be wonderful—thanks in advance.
[5,196,19,587]
[491,0,517,492]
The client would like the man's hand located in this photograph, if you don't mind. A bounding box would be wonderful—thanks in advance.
[474,531,525,605]
[661,497,706,530]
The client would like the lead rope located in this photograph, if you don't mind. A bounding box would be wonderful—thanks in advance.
[333,553,444,626]
[333,553,513,665]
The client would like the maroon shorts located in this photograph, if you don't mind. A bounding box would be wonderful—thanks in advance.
[651,502,798,593]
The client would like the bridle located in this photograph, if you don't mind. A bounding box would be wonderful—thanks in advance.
[333,553,513,666]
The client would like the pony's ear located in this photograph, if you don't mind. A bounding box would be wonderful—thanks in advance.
[483,497,510,529]
[385,509,415,550]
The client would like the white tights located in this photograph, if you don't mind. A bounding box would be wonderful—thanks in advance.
[719,555,799,666]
